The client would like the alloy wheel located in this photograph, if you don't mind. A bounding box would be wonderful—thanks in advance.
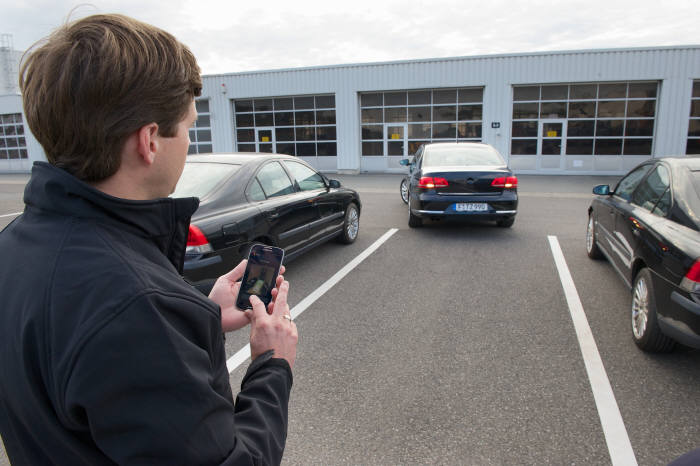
[346,207,359,240]
[632,276,649,339]
[586,216,595,253]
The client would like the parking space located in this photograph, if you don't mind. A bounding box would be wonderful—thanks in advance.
[1,173,698,465]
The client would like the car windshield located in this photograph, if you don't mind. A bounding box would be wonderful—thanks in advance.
[423,145,505,167]
[172,162,241,199]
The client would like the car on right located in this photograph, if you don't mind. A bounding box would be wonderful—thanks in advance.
[586,156,700,352]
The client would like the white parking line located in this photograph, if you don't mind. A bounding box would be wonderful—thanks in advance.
[227,228,399,373]
[547,235,637,466]
[0,212,22,218]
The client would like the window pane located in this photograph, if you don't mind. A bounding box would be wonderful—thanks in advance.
[688,119,700,137]
[596,120,624,136]
[623,139,653,155]
[432,123,456,138]
[275,112,294,126]
[236,113,254,127]
[388,141,404,156]
[458,88,483,103]
[257,162,294,197]
[361,125,382,139]
[296,127,315,141]
[255,113,273,126]
[315,95,335,108]
[457,123,481,138]
[408,91,431,105]
[408,124,431,139]
[693,82,700,98]
[598,101,626,118]
[408,141,429,154]
[632,165,669,211]
[690,101,700,118]
[296,142,316,156]
[284,161,325,190]
[512,121,538,137]
[276,127,294,141]
[511,139,537,155]
[433,106,456,121]
[246,178,266,201]
[295,111,315,125]
[540,102,567,118]
[276,143,296,156]
[196,129,211,142]
[566,139,593,155]
[458,104,483,121]
[362,141,383,156]
[385,92,406,106]
[513,86,539,101]
[361,93,382,106]
[653,188,671,216]
[361,108,383,123]
[513,102,539,119]
[408,107,430,122]
[434,90,457,104]
[317,142,337,156]
[316,110,336,125]
[196,100,210,113]
[599,83,627,99]
[568,120,595,137]
[235,100,253,112]
[627,100,656,117]
[569,101,596,118]
[628,82,657,98]
[626,120,654,136]
[541,85,567,100]
[594,139,623,155]
[542,140,562,155]
[615,164,652,200]
[197,115,211,127]
[274,98,293,110]
[294,96,314,109]
[687,138,700,154]
[254,99,273,111]
[385,107,407,122]
[570,84,597,100]
[198,144,213,153]
[316,126,336,140]
[237,143,256,152]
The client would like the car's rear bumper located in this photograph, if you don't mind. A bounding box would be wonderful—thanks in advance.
[659,291,700,349]
[410,191,518,219]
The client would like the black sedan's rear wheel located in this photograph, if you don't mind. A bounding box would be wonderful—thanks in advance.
[497,216,515,228]
[408,196,422,228]
[631,268,675,352]
[400,178,409,204]
[337,202,360,244]
[586,213,604,259]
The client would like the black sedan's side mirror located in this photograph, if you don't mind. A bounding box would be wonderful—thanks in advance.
[593,185,611,195]
[328,179,341,189]
[399,159,410,166]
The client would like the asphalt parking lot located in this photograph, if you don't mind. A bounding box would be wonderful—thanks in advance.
[1,172,698,465]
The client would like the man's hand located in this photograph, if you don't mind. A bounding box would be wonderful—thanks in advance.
[247,281,298,369]
[209,260,286,333]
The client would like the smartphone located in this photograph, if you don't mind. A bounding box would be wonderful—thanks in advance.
[235,244,285,310]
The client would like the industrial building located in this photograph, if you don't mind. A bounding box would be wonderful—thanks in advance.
[1,44,699,175]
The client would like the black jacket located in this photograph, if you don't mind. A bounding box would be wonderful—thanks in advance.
[0,162,292,465]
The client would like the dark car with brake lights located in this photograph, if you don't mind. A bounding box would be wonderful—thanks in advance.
[586,156,700,351]
[173,153,361,294]
[400,142,518,228]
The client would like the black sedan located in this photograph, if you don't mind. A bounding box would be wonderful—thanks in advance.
[586,157,700,351]
[400,142,518,228]
[172,153,361,294]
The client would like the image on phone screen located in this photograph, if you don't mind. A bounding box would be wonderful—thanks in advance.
[235,245,284,310]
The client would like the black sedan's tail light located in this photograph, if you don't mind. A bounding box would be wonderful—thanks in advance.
[491,176,518,188]
[186,225,213,254]
[418,176,448,189]
[681,259,700,302]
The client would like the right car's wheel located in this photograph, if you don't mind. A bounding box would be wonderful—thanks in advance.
[337,202,360,244]
[400,178,409,204]
[631,268,675,352]
[586,213,604,259]
[497,216,515,228]
[408,196,422,228]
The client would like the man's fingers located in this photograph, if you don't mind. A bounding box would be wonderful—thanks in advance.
[270,281,290,316]
[248,295,268,320]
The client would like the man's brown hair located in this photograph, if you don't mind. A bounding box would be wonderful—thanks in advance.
[19,14,202,182]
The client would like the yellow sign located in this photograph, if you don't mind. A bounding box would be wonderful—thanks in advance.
[261,136,270,142]
[391,134,400,140]
[546,131,558,137]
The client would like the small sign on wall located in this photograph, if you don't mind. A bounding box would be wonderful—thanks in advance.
[491,122,500,129]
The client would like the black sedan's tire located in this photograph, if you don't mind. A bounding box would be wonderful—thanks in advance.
[408,198,422,228]
[400,178,409,204]
[586,214,604,260]
[337,202,360,244]
[631,268,675,352]
[497,216,515,228]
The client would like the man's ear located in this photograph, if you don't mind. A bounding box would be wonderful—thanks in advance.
[135,123,159,165]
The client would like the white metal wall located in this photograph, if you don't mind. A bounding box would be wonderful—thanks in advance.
[202,46,700,175]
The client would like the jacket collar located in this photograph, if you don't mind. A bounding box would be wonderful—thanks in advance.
[24,162,199,273]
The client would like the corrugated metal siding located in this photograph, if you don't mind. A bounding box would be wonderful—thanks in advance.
[202,46,700,174]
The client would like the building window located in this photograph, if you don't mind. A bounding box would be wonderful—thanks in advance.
[188,100,213,154]
[233,95,337,157]
[687,81,700,155]
[511,82,657,157]
[0,113,27,160]
[360,88,483,156]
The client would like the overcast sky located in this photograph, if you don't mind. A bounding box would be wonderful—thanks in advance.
[2,0,699,75]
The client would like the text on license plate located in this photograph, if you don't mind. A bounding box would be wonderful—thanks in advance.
[455,203,488,212]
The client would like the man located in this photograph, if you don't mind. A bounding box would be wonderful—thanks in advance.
[0,14,298,465]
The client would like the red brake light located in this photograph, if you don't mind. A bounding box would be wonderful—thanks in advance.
[492,176,518,188]
[418,177,449,188]
[685,260,700,283]
[187,225,209,247]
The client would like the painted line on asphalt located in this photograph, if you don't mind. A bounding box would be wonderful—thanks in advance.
[547,235,637,466]
[0,212,22,218]
[227,228,400,373]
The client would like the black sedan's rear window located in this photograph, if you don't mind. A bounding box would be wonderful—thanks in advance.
[423,145,505,167]
[172,162,241,199]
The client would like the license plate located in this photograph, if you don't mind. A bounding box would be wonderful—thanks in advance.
[455,203,488,212]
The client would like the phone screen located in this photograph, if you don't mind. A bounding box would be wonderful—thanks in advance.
[235,244,285,310]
